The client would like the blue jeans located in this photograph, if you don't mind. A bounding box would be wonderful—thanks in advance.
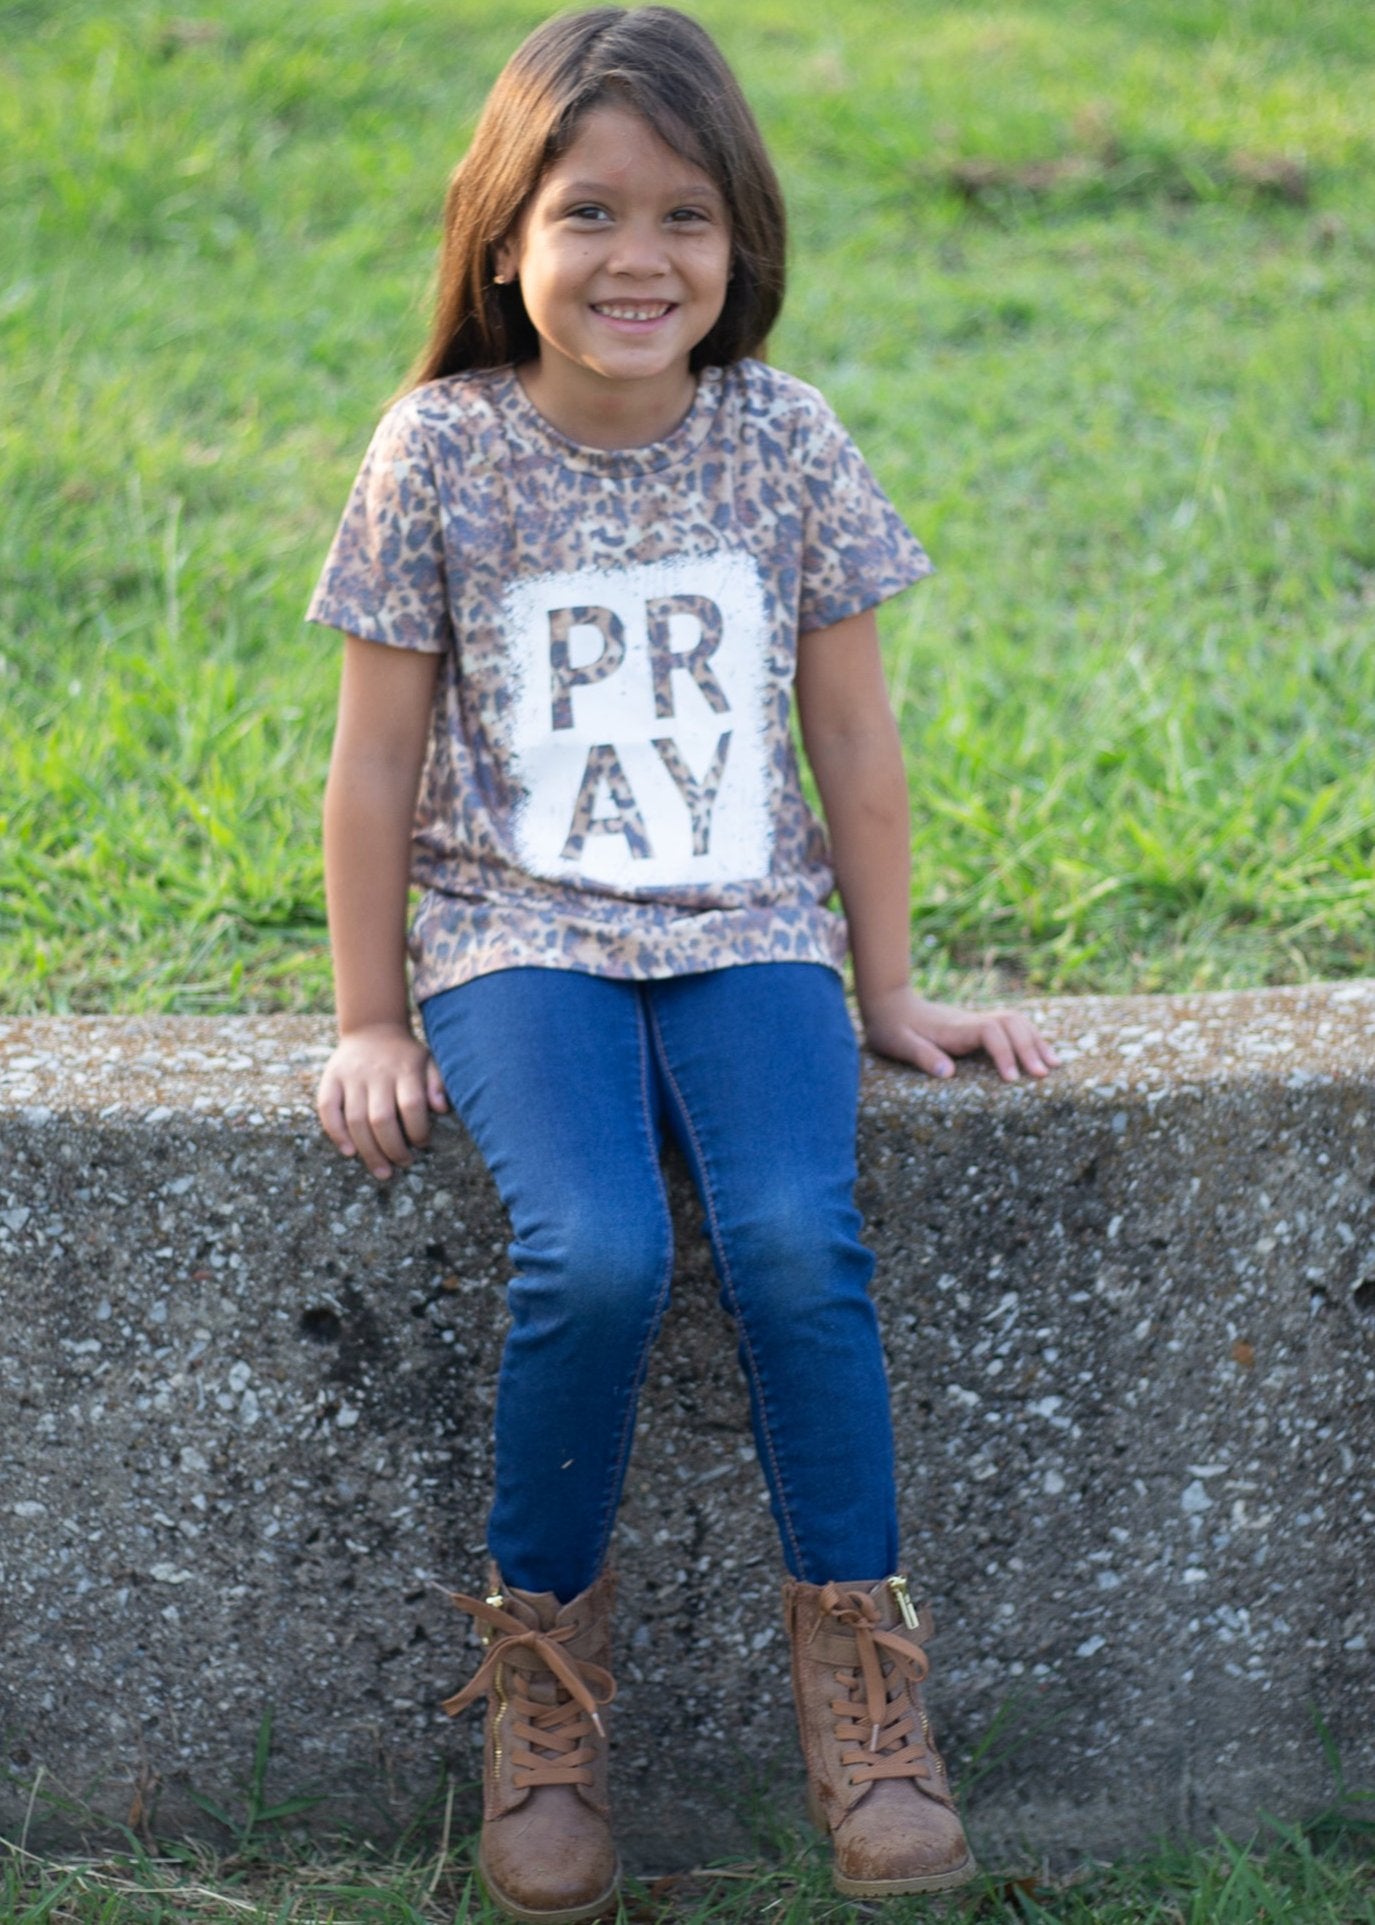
[421,963,898,1600]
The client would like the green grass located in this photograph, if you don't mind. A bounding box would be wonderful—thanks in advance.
[3,0,1374,1011]
[2,1797,1373,1923]
[4,1714,1373,1923]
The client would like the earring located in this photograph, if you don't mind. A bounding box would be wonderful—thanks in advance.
[493,271,516,286]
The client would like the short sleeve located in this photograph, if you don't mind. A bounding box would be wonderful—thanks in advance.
[795,396,933,635]
[306,394,453,652]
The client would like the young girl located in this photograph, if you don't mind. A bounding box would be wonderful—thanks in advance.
[310,8,1056,1916]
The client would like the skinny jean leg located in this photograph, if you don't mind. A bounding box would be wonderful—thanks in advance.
[645,964,899,1582]
[421,970,674,1601]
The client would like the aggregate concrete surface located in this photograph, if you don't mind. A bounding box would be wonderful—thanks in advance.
[2,985,1373,1869]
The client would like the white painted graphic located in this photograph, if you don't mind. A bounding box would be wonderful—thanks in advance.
[504,552,774,888]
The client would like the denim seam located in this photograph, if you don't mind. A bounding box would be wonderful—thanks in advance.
[643,999,807,1579]
[589,988,675,1578]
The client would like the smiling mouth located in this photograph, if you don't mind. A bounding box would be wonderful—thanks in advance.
[591,302,676,321]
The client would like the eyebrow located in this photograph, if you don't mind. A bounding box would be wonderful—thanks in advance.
[556,177,723,202]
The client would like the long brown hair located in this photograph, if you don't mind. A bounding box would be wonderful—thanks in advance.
[407,7,786,388]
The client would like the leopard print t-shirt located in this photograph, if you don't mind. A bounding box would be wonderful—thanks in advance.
[307,358,931,1004]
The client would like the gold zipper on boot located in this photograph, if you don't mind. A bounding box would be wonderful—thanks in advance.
[491,1664,508,1783]
[889,1575,919,1629]
[484,1593,507,1782]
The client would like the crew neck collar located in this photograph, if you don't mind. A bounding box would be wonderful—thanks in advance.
[491,365,726,477]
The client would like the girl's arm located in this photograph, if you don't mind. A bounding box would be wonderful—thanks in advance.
[795,608,1058,1080]
[316,634,449,1177]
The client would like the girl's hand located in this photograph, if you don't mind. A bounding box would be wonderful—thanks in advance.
[317,1023,449,1180]
[860,986,1060,1083]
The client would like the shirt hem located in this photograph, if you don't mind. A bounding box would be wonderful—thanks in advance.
[411,931,849,1007]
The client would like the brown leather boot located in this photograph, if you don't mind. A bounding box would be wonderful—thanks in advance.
[444,1567,619,1924]
[783,1575,977,1897]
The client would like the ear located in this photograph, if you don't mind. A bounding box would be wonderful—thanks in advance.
[494,234,520,284]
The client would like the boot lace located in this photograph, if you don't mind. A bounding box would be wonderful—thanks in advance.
[817,1582,941,1789]
[443,1592,616,1790]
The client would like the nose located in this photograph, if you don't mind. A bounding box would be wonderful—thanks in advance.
[607,216,669,279]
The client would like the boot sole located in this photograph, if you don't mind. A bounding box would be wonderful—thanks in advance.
[478,1850,621,1925]
[832,1851,979,1897]
[806,1786,979,1896]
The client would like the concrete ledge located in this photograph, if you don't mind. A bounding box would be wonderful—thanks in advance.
[2,986,1374,1867]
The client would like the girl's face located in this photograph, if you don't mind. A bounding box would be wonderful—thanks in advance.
[496,104,732,427]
